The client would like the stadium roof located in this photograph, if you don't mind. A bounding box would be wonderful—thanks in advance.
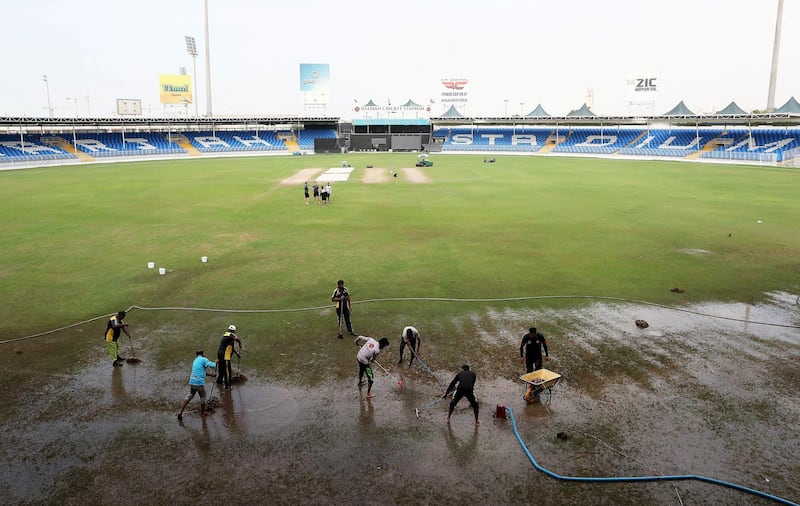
[401,99,422,107]
[776,96,800,114]
[440,105,464,118]
[663,101,696,116]
[526,104,551,118]
[363,99,378,107]
[716,101,748,115]
[566,104,595,117]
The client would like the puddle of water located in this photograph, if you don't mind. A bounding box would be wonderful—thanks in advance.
[1,294,799,505]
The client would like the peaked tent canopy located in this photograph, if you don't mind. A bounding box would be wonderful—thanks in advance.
[716,101,747,115]
[401,99,422,107]
[526,104,551,118]
[439,105,464,118]
[776,96,800,114]
[566,103,596,117]
[364,99,378,107]
[662,101,695,116]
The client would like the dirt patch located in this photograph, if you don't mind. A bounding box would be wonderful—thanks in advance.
[678,248,712,256]
[403,167,431,183]
[279,168,321,186]
[363,167,389,184]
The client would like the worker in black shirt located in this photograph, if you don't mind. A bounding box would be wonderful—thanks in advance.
[444,364,479,425]
[519,327,549,373]
[331,279,355,337]
[216,325,242,390]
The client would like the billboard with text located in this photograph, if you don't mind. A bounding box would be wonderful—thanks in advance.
[300,63,330,105]
[159,74,192,105]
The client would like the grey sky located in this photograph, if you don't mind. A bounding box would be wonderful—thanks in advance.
[1,0,796,118]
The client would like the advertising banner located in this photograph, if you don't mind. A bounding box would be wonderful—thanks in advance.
[440,78,469,104]
[625,76,659,101]
[159,74,192,105]
[300,63,330,105]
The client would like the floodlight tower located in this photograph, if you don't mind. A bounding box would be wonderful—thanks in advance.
[184,36,199,118]
[203,0,213,117]
[766,0,784,112]
[42,75,53,117]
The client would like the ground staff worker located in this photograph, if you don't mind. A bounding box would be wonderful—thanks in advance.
[519,327,549,373]
[177,350,217,419]
[332,279,355,338]
[216,325,242,390]
[355,335,390,399]
[444,365,479,425]
[105,311,131,367]
[398,325,420,366]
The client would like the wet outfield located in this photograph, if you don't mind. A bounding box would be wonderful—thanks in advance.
[1,294,799,505]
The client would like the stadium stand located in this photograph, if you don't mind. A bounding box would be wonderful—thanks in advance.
[618,128,728,158]
[434,125,800,161]
[551,127,645,154]
[700,128,800,163]
[435,126,552,152]
[2,116,799,167]
[0,134,75,163]
[295,128,337,150]
[72,133,185,157]
[183,131,286,153]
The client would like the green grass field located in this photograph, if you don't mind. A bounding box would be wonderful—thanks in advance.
[1,153,799,370]
[3,153,800,506]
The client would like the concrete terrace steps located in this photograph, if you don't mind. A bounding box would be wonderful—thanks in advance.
[41,136,94,162]
[171,133,201,156]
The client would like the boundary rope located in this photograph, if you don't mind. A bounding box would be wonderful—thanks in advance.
[505,406,799,506]
[1,294,798,345]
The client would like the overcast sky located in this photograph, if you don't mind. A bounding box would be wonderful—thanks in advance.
[1,0,797,118]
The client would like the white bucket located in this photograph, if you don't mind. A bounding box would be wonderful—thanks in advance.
[147,262,155,269]
[201,256,208,263]
[158,267,166,275]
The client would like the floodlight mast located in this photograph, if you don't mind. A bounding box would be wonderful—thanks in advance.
[203,0,212,118]
[185,35,199,118]
[42,75,53,118]
[766,0,784,112]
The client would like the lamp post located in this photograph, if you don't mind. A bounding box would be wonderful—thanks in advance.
[184,36,199,118]
[66,96,79,117]
[504,99,509,116]
[42,75,53,117]
[520,102,525,116]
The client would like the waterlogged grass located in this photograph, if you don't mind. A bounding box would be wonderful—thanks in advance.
[1,154,799,373]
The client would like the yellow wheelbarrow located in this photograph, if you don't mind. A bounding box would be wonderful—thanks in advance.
[520,368,562,404]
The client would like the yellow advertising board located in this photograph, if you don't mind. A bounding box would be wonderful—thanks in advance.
[159,74,192,104]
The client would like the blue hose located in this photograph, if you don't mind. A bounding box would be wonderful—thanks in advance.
[505,407,798,506]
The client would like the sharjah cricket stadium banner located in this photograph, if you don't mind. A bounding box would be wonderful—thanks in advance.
[299,63,330,105]
[159,74,192,105]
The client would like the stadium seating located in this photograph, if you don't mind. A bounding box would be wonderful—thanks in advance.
[295,128,337,150]
[701,128,800,162]
[436,126,552,152]
[552,127,644,154]
[183,131,287,152]
[618,129,727,157]
[71,133,185,157]
[0,134,75,163]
